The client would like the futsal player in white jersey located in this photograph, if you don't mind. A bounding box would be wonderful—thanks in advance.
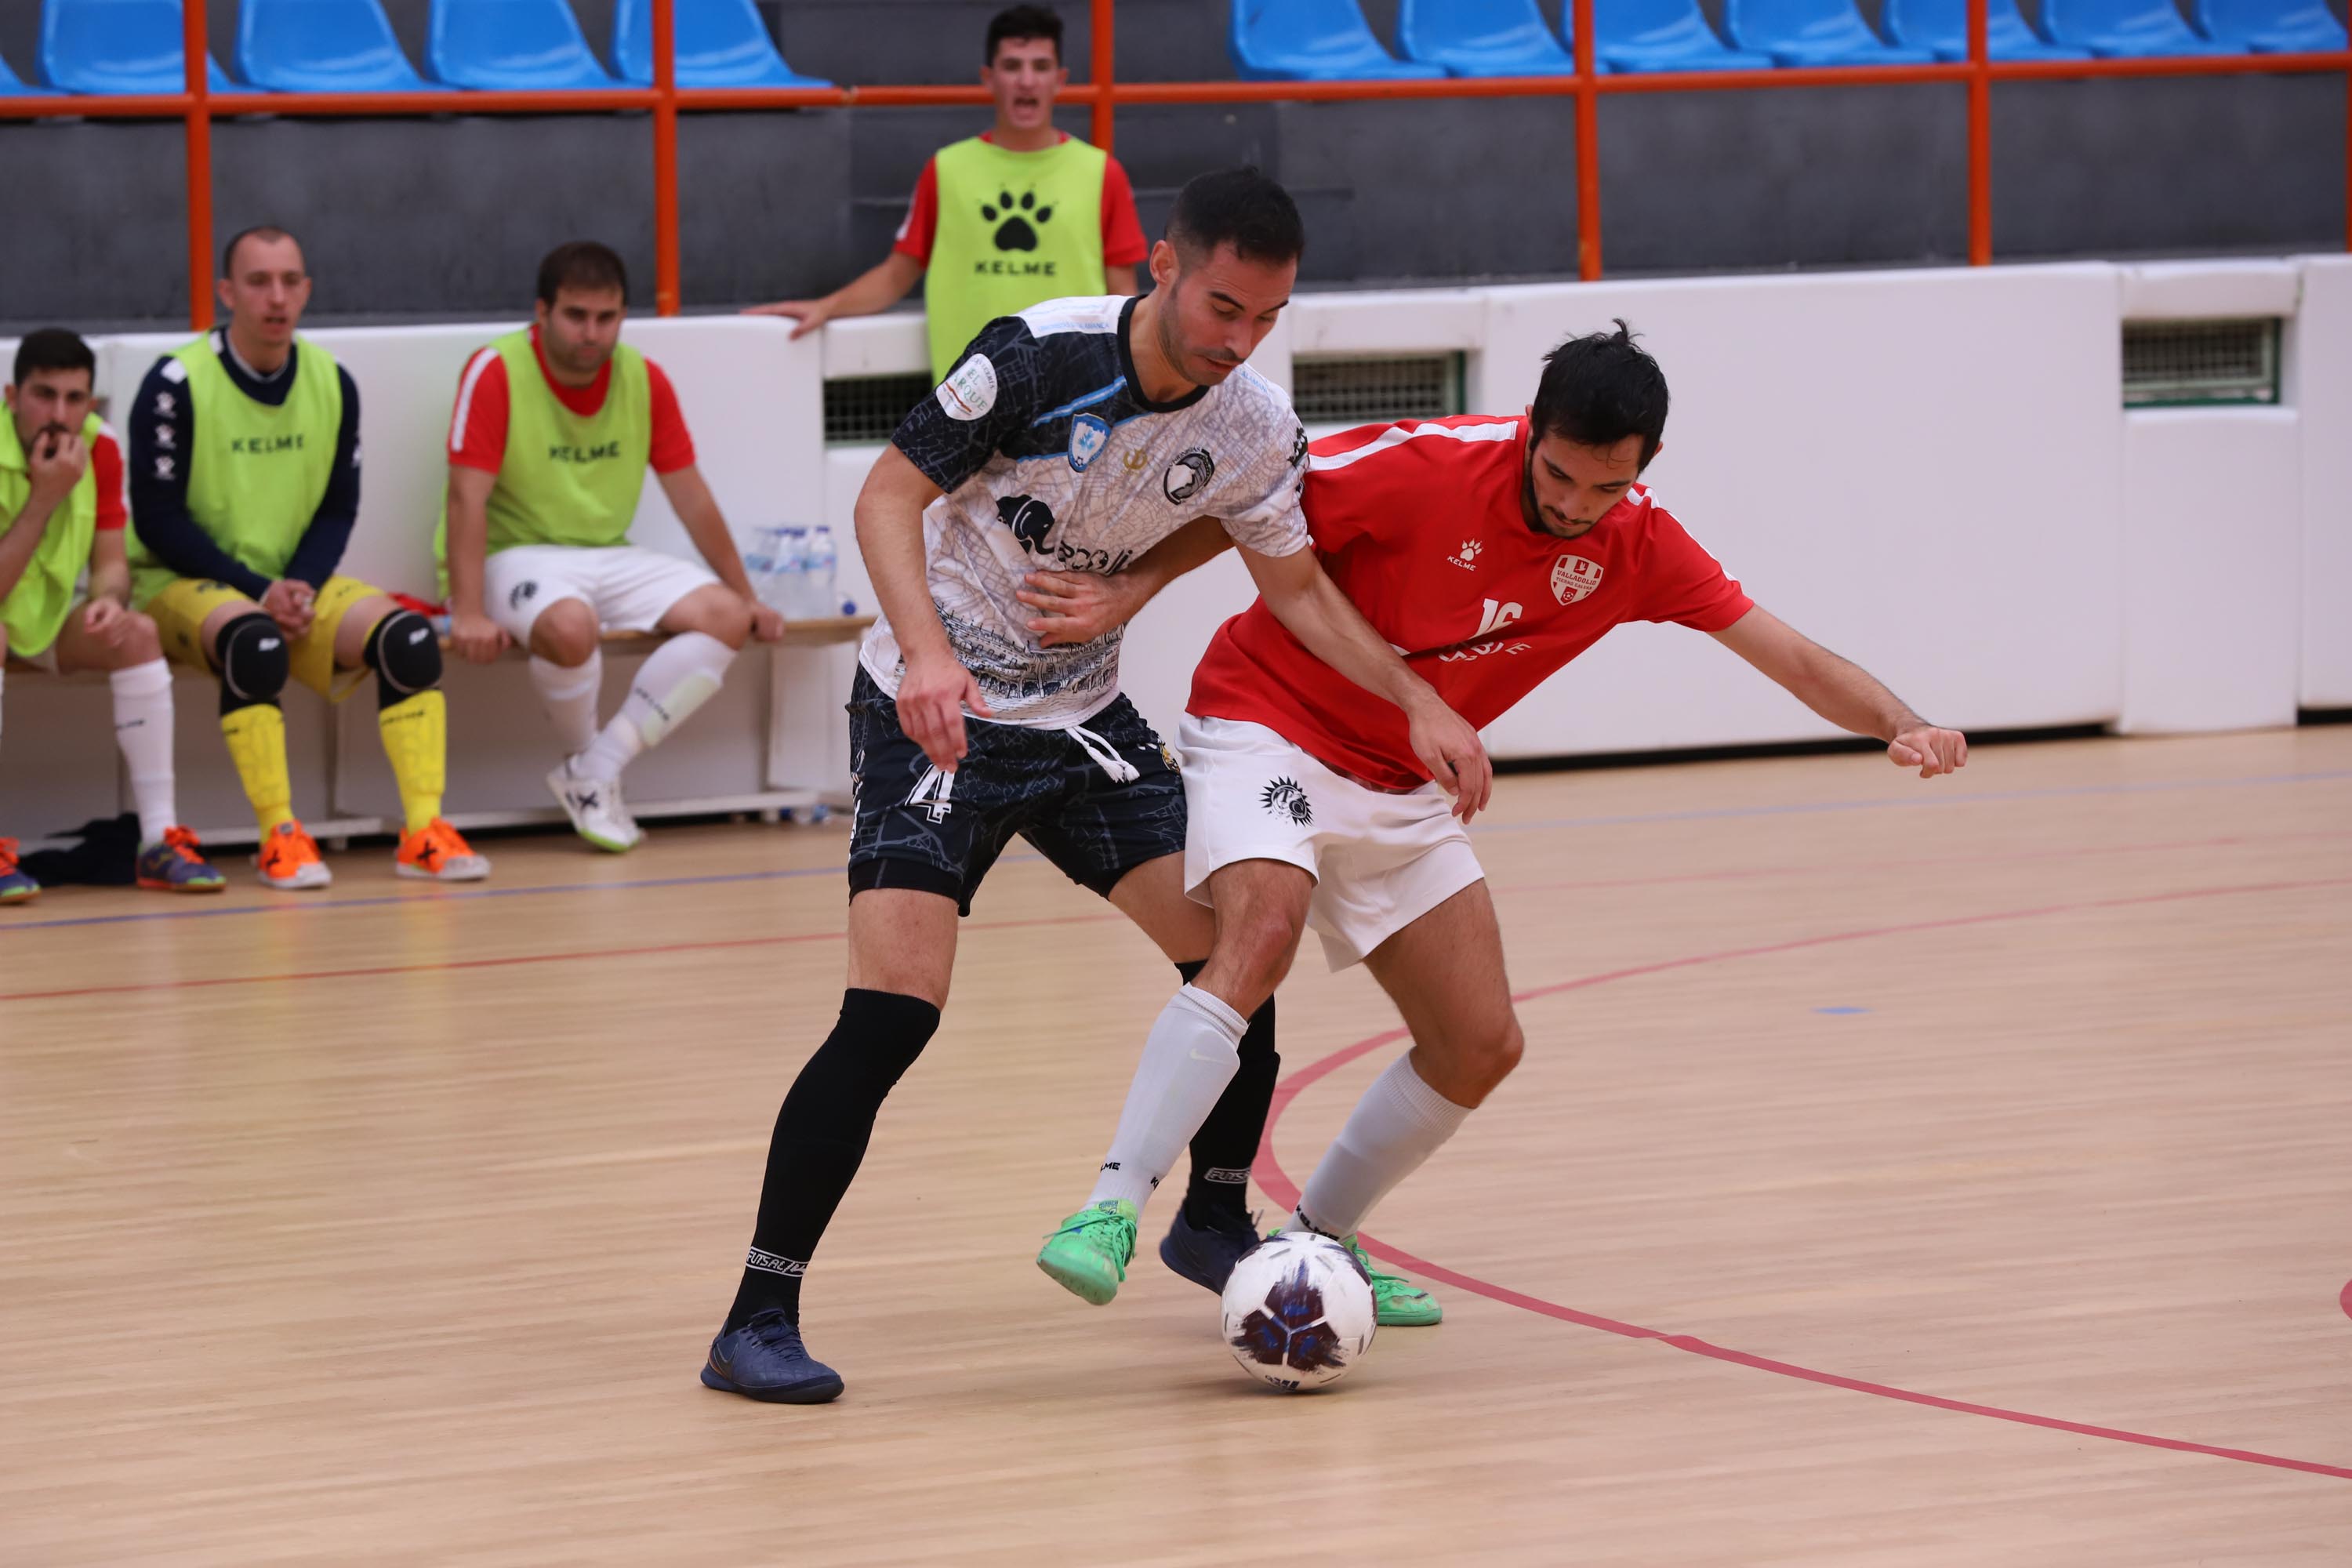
[700,168,1491,1404]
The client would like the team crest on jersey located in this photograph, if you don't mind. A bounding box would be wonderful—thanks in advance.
[1164,448,1216,504]
[1069,413,1111,472]
[1551,554,1606,604]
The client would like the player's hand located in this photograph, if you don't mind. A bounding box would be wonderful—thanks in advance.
[897,646,993,773]
[81,597,132,647]
[449,609,509,665]
[260,579,314,637]
[744,299,832,339]
[1889,724,1967,779]
[1018,568,1147,648]
[26,426,87,510]
[747,598,788,644]
[1405,691,1493,823]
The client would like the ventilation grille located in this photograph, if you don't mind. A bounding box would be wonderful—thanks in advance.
[824,372,933,445]
[2122,319,2279,407]
[1290,354,1464,426]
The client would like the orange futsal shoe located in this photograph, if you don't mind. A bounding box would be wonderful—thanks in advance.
[136,826,227,894]
[256,819,332,891]
[0,837,40,905]
[396,818,492,883]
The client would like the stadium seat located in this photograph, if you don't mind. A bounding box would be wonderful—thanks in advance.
[2191,0,2347,50]
[39,0,236,93]
[1396,0,1578,74]
[2039,0,2248,53]
[427,0,619,89]
[0,48,34,92]
[612,0,830,88]
[1882,0,2094,57]
[238,0,443,92]
[1596,0,1779,71]
[1229,0,1447,80]
[1722,0,1944,63]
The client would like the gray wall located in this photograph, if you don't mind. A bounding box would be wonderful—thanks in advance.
[0,0,2343,330]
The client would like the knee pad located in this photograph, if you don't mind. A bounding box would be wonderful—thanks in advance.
[365,610,443,702]
[216,613,289,713]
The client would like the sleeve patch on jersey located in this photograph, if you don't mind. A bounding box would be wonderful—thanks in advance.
[937,354,1000,422]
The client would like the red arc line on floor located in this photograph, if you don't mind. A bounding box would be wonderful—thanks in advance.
[1255,872,2352,1483]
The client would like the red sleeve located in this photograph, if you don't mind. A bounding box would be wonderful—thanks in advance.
[1639,503,1752,632]
[646,360,696,474]
[1298,425,1403,557]
[448,348,510,474]
[1099,157,1148,267]
[89,424,127,531]
[892,158,940,266]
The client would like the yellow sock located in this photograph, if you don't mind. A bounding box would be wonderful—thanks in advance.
[220,704,295,834]
[378,689,447,836]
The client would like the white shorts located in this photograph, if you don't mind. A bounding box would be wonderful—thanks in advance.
[1178,714,1484,971]
[481,544,719,644]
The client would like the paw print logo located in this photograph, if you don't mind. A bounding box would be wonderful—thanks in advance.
[982,190,1052,252]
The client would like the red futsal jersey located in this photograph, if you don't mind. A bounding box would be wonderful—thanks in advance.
[1189,415,1754,791]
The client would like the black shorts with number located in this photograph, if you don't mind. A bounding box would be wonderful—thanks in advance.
[845,667,1187,916]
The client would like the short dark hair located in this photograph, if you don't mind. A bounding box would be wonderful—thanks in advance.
[537,241,629,306]
[1530,320,1668,466]
[223,224,299,276]
[985,5,1063,63]
[1166,166,1305,269]
[13,328,96,388]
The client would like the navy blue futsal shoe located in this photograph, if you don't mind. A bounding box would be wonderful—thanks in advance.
[701,1309,845,1404]
[1158,1203,1263,1294]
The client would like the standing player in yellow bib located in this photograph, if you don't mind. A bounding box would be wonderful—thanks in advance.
[440,242,785,853]
[1,329,223,904]
[127,226,489,889]
[746,5,1148,381]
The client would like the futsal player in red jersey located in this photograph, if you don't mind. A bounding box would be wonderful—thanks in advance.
[1036,321,1969,1322]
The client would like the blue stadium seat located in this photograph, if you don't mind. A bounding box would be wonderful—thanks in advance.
[1882,0,2094,57]
[1229,0,1447,80]
[2039,0,2248,53]
[1597,0,1779,70]
[1722,0,1944,63]
[2192,0,2347,49]
[238,0,443,92]
[427,0,618,89]
[0,48,34,93]
[1396,0,1577,74]
[612,0,830,87]
[40,0,236,94]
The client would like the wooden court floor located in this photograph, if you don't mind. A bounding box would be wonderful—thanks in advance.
[3,728,2348,1566]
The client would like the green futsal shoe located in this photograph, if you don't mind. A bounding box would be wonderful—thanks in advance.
[1037,1199,1138,1305]
[1276,1227,1445,1327]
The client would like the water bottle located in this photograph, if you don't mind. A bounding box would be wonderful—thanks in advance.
[747,525,809,615]
[804,526,839,620]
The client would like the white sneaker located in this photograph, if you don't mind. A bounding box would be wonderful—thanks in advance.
[548,759,643,853]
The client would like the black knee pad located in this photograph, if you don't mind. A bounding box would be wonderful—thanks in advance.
[215,612,289,715]
[365,609,442,706]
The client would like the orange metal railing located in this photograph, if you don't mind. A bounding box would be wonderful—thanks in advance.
[0,0,2343,328]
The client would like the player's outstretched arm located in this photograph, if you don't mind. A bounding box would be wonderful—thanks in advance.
[1243,543,1494,821]
[1018,515,1233,648]
[857,445,992,770]
[745,253,925,338]
[656,465,784,642]
[1711,605,1967,778]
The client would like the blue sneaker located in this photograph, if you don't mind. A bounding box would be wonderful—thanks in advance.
[700,1309,845,1404]
[0,837,38,905]
[1159,1203,1262,1294]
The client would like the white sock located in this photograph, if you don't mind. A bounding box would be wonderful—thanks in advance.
[578,631,736,781]
[1087,985,1248,1211]
[110,659,177,845]
[530,651,604,759]
[1293,1054,1472,1240]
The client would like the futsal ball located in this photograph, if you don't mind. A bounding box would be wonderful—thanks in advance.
[1220,1231,1377,1392]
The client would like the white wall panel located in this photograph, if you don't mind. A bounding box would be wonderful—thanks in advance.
[2294,256,2352,708]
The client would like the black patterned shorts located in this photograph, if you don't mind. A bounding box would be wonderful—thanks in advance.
[845,667,1188,916]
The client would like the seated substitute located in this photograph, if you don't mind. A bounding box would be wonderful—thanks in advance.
[129,226,489,889]
[1,329,223,903]
[441,241,784,854]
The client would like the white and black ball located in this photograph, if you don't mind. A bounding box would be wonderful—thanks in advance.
[1219,1231,1377,1392]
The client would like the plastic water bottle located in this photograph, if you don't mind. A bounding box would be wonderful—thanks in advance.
[804,526,839,620]
[747,525,809,615]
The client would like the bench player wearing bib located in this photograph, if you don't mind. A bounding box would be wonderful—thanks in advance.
[127,227,488,889]
[441,241,785,853]
[701,168,1489,1404]
[1,330,223,904]
[1039,321,1969,1323]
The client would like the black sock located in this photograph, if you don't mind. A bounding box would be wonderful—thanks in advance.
[725,989,940,1331]
[1177,959,1278,1226]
